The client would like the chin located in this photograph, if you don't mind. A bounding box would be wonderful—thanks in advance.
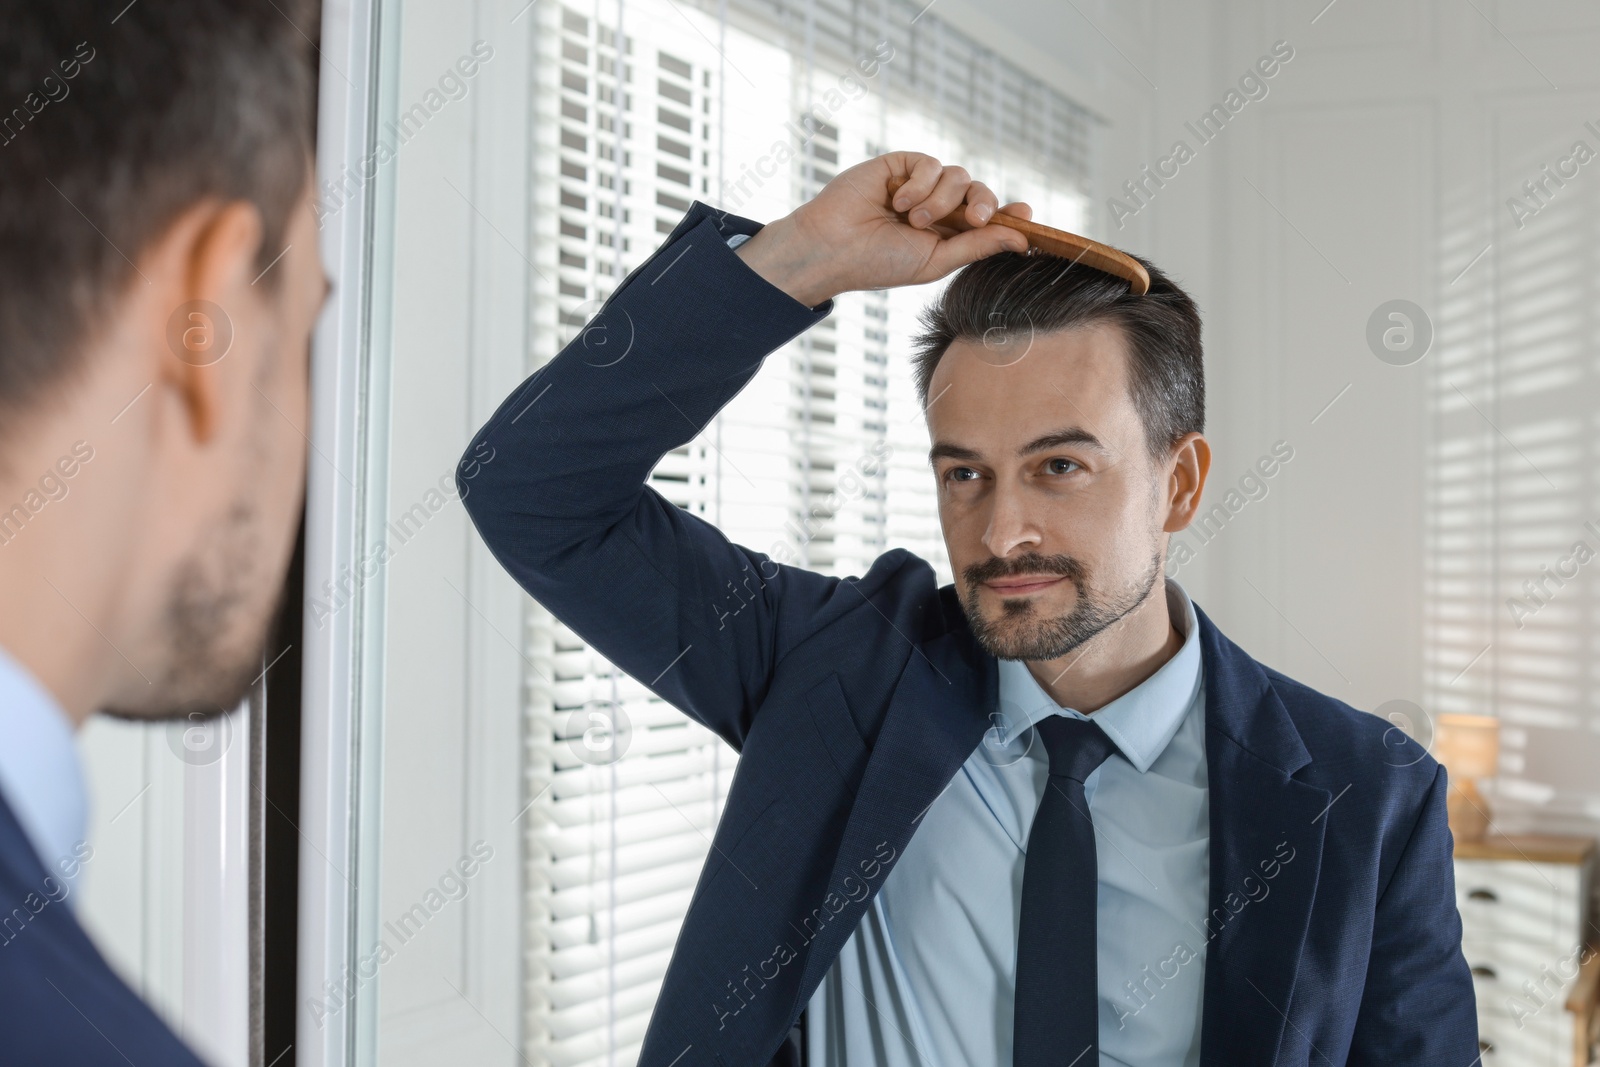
[98,639,267,723]
[971,618,1090,662]
[102,539,287,723]
[960,578,1118,662]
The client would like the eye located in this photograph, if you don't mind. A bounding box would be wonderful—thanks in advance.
[943,466,981,484]
[1046,458,1081,475]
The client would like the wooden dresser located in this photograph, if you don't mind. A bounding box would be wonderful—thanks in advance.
[1455,834,1598,1066]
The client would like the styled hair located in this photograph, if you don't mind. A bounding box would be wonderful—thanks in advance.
[0,1,316,426]
[909,251,1205,463]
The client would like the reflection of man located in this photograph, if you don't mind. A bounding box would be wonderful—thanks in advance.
[462,151,1476,1065]
[0,3,323,1063]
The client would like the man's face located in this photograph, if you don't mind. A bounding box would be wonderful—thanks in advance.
[105,180,325,721]
[925,321,1169,662]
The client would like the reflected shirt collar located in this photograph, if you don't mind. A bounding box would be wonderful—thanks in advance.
[996,577,1202,773]
[0,642,87,885]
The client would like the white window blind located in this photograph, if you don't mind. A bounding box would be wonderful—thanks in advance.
[1423,121,1600,834]
[523,2,1097,1062]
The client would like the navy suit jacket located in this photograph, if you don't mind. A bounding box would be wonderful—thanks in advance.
[459,200,1479,1066]
[0,786,208,1064]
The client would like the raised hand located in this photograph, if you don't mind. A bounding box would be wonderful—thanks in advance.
[733,150,1034,307]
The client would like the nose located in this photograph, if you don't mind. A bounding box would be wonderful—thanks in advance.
[982,476,1042,559]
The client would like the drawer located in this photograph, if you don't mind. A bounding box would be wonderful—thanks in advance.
[1463,936,1587,1019]
[1477,1006,1575,1067]
[1455,859,1585,949]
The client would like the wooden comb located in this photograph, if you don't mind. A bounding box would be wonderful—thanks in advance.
[884,174,1150,296]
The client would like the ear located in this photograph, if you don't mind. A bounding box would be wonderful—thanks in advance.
[1162,432,1211,533]
[150,199,265,445]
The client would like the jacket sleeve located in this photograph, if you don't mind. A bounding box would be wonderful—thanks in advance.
[1345,762,1479,1064]
[457,201,892,751]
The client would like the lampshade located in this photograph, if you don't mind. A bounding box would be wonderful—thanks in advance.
[1434,714,1500,779]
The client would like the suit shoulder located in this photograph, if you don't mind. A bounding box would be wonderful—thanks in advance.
[773,546,943,664]
[809,545,941,625]
[1257,666,1449,887]
[1259,663,1441,784]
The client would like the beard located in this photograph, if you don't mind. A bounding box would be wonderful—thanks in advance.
[101,492,283,724]
[960,546,1165,661]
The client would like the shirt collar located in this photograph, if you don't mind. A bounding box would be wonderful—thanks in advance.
[996,577,1203,773]
[0,642,87,885]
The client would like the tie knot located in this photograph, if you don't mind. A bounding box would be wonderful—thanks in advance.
[1034,715,1118,782]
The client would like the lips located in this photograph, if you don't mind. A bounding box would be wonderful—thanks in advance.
[983,575,1066,595]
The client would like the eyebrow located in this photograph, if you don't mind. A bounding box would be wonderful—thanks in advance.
[927,425,1111,467]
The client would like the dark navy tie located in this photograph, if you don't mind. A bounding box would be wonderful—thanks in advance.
[1013,714,1119,1067]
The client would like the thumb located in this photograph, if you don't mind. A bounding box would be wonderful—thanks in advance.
[923,222,1030,280]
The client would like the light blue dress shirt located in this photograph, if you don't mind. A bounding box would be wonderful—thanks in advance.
[808,577,1209,1067]
[0,641,88,898]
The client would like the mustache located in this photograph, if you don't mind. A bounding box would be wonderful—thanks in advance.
[965,552,1086,586]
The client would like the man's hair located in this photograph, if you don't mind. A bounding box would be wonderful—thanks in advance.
[910,252,1205,464]
[0,1,316,427]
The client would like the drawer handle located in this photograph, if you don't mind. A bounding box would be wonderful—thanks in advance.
[1467,888,1499,903]
[1471,965,1498,980]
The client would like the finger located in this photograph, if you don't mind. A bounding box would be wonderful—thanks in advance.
[891,154,943,213]
[961,181,1000,227]
[923,218,1030,278]
[907,164,971,229]
[997,201,1033,222]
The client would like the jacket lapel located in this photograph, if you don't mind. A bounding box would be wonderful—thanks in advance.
[782,595,1334,1066]
[790,590,997,1014]
[1193,604,1330,1067]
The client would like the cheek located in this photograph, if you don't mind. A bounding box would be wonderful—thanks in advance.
[254,373,308,523]
[1042,489,1146,563]
[252,427,305,590]
[1103,490,1165,566]
[273,413,309,500]
[937,493,988,546]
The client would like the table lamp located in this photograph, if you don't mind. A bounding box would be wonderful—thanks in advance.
[1434,714,1500,842]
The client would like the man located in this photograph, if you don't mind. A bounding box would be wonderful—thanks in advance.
[460,151,1477,1065]
[0,3,323,1061]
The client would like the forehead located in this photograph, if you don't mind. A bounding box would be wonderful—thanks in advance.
[924,321,1138,452]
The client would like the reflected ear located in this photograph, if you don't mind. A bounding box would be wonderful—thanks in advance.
[155,200,264,445]
[1163,432,1211,533]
